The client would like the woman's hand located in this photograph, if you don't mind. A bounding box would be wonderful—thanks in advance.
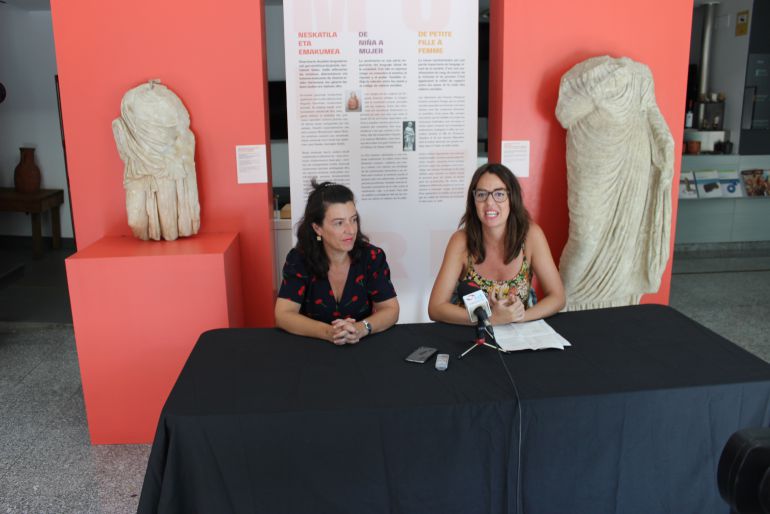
[330,318,362,345]
[489,289,525,325]
[276,296,397,345]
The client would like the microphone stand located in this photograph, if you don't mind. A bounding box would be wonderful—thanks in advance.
[459,323,507,359]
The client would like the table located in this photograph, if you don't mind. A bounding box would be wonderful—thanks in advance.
[138,305,770,514]
[0,188,64,256]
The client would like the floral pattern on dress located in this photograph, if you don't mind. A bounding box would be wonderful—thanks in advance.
[278,243,397,323]
[456,252,534,309]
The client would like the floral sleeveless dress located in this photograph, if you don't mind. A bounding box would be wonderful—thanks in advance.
[456,250,534,308]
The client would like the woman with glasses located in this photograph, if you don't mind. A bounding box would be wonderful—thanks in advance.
[275,180,399,344]
[428,163,565,325]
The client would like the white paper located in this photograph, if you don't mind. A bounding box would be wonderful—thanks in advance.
[236,144,267,184]
[494,319,571,352]
[501,140,530,177]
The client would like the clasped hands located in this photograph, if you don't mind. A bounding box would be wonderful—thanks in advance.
[329,318,364,345]
[489,288,525,325]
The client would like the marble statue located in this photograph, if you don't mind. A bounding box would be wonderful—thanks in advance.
[555,56,674,310]
[112,79,200,241]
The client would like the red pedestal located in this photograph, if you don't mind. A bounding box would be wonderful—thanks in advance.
[66,233,244,444]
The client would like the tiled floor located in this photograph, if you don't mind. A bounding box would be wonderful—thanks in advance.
[670,249,770,362]
[0,323,149,513]
[0,240,769,512]
[1,239,149,513]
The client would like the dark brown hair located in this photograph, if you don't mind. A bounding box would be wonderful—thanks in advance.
[295,179,369,278]
[460,163,530,264]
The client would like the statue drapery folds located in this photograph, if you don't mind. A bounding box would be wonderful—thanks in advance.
[556,56,674,310]
[113,80,200,241]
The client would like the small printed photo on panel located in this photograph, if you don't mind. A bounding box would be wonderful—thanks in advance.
[402,120,415,151]
[345,90,362,112]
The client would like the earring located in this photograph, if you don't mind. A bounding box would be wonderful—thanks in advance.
[316,235,322,241]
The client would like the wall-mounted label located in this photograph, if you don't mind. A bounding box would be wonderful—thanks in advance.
[736,10,749,36]
[236,145,267,184]
[501,140,530,177]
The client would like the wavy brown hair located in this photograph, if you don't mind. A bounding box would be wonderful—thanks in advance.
[460,163,530,264]
[295,179,369,278]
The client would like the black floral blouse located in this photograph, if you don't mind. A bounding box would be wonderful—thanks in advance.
[278,243,397,323]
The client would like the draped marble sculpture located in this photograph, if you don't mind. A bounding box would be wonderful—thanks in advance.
[555,56,673,310]
[112,80,200,241]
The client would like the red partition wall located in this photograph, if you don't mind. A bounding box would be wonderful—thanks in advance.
[488,0,693,305]
[50,0,274,326]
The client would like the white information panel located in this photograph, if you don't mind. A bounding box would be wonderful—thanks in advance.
[283,0,478,322]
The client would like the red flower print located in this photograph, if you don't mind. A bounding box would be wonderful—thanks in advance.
[314,299,323,305]
[332,311,341,318]
[329,289,334,297]
[384,269,389,276]
[370,250,376,260]
[373,272,378,279]
[355,274,364,283]
[344,295,361,308]
[298,285,305,296]
[282,279,287,286]
[371,290,378,296]
[469,281,479,288]
[311,276,317,283]
[377,248,382,254]
[296,272,303,278]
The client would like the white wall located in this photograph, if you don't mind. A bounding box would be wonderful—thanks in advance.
[0,6,72,238]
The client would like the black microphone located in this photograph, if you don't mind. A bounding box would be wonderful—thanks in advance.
[457,281,494,334]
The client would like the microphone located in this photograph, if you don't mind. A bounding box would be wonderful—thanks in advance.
[457,281,493,334]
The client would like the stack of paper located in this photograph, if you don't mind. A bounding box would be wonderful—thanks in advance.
[493,320,572,352]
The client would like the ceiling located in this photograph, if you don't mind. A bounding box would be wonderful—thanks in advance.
[2,0,493,15]
[10,0,721,18]
[1,0,51,11]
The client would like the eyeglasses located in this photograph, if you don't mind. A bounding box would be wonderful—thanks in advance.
[473,189,509,203]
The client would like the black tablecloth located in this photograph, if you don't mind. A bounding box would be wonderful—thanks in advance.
[138,305,770,514]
